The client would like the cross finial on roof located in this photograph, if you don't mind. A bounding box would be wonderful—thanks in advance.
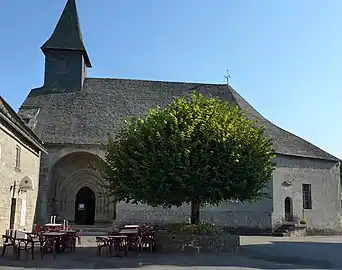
[224,69,231,85]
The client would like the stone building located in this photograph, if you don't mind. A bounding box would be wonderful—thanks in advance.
[0,96,46,234]
[18,0,341,230]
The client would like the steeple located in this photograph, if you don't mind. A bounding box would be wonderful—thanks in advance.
[41,0,91,67]
[40,0,91,92]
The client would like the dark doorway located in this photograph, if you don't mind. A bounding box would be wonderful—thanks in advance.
[284,197,293,222]
[74,187,95,225]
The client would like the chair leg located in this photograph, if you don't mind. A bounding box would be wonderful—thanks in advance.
[150,240,153,252]
[108,245,112,257]
[13,247,17,260]
[41,247,45,260]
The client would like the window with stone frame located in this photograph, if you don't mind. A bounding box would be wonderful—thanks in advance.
[15,145,21,169]
[302,184,312,209]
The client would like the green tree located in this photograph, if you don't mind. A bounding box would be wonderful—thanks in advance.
[102,93,276,224]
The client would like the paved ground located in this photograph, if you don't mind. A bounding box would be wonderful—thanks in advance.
[1,235,342,269]
[240,235,342,269]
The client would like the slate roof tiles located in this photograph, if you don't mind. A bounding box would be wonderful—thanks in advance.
[18,78,339,161]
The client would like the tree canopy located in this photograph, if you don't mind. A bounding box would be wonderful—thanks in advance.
[102,93,276,224]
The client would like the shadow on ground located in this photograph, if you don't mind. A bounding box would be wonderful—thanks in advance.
[0,246,315,269]
[241,240,342,269]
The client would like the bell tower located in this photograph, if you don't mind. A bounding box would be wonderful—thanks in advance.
[41,0,91,92]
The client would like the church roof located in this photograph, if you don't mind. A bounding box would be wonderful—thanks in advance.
[41,0,91,67]
[18,78,339,162]
[0,96,46,153]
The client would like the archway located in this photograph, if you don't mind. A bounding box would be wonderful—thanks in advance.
[74,187,96,225]
[284,197,293,222]
[48,150,115,223]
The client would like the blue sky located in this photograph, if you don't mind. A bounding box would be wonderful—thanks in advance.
[1,0,342,157]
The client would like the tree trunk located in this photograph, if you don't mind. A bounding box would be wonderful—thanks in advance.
[191,198,200,224]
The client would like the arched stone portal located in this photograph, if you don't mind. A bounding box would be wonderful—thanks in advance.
[49,151,114,224]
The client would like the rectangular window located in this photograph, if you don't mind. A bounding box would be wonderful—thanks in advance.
[302,184,312,209]
[15,146,21,169]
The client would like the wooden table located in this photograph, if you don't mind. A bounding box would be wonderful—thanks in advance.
[42,232,66,237]
[108,235,127,257]
[44,224,63,227]
[119,229,138,235]
[124,225,139,229]
[58,229,79,234]
[43,224,63,232]
[42,232,66,252]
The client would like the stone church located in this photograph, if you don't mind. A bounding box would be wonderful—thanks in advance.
[18,0,341,230]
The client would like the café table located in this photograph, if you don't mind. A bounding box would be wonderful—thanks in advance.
[119,229,140,253]
[124,225,139,229]
[119,229,138,235]
[43,224,63,232]
[44,223,63,227]
[107,235,127,257]
[58,229,79,234]
[42,232,66,252]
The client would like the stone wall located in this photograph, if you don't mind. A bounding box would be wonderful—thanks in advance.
[36,144,341,232]
[272,155,341,230]
[155,231,240,253]
[114,201,273,230]
[39,144,273,229]
[0,118,41,234]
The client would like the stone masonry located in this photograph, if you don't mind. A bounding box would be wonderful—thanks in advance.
[36,143,341,231]
[0,96,45,234]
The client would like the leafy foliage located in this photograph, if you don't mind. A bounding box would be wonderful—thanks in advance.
[166,222,222,235]
[102,92,276,223]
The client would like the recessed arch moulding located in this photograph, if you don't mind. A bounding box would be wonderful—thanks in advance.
[47,150,115,223]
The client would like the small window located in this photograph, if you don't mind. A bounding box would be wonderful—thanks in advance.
[15,146,21,169]
[302,184,312,209]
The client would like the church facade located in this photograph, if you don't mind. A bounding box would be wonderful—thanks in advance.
[18,0,341,231]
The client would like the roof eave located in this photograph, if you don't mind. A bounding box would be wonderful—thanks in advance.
[0,111,47,154]
[40,46,92,68]
[276,151,340,162]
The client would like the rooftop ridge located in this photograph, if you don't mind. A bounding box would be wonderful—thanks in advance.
[85,77,227,86]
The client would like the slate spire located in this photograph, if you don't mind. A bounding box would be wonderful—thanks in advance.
[41,0,91,67]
